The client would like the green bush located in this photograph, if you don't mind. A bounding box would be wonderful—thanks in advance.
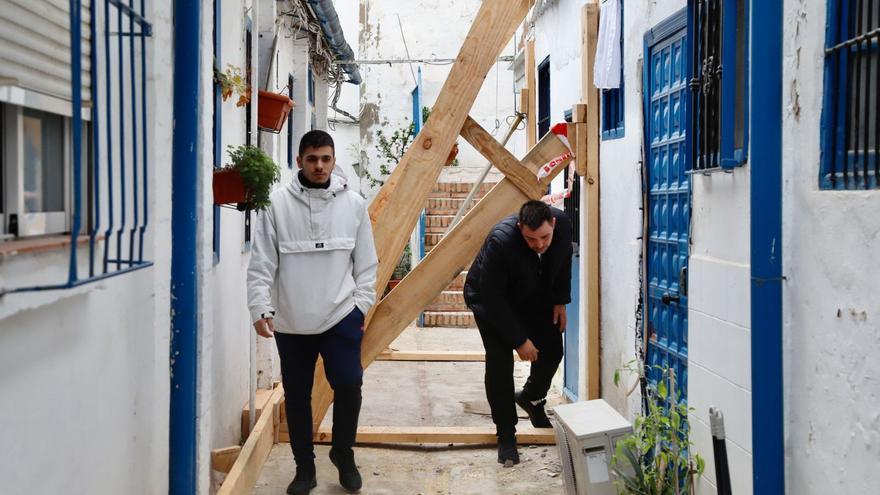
[226,145,281,211]
[611,361,705,495]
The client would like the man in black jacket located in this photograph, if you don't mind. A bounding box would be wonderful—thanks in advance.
[464,200,573,466]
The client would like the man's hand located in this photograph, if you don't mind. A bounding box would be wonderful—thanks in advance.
[553,304,567,333]
[516,339,539,362]
[254,318,275,338]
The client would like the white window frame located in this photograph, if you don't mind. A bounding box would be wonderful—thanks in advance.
[1,94,90,240]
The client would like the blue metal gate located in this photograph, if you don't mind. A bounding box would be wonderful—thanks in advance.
[644,13,689,402]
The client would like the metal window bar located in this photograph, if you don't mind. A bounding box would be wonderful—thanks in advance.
[213,0,222,263]
[690,0,723,171]
[827,0,879,189]
[1,0,153,297]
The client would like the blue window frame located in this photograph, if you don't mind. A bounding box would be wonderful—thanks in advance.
[601,0,625,140]
[687,0,749,171]
[212,0,222,263]
[287,73,295,169]
[821,0,879,190]
[308,67,316,131]
[537,56,551,138]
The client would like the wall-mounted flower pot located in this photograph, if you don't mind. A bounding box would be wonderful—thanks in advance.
[258,90,295,133]
[213,168,248,205]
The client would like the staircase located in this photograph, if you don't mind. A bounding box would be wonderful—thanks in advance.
[421,182,496,328]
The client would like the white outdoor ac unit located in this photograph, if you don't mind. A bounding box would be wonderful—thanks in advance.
[551,399,633,495]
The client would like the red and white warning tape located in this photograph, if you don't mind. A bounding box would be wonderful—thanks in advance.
[536,122,577,181]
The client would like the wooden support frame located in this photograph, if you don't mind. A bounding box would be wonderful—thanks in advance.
[286,425,555,445]
[580,2,601,400]
[217,386,284,495]
[525,39,537,148]
[460,116,545,199]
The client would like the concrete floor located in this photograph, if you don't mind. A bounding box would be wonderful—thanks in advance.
[253,326,566,494]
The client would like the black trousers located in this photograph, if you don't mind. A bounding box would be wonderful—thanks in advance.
[274,307,365,466]
[474,312,564,437]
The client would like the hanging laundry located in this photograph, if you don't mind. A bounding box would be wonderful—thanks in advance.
[593,0,621,89]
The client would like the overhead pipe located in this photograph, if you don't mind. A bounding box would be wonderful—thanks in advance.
[306,0,362,84]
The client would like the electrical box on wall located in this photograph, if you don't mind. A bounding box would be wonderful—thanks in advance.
[551,400,632,495]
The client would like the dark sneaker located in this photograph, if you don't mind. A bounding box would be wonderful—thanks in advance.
[497,434,520,467]
[329,448,363,493]
[515,390,552,428]
[286,464,317,495]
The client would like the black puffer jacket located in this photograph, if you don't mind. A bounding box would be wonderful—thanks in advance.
[464,208,573,349]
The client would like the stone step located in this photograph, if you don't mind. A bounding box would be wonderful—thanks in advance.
[425,197,468,212]
[424,233,444,247]
[425,291,468,312]
[422,311,476,328]
[447,271,467,290]
[430,182,496,195]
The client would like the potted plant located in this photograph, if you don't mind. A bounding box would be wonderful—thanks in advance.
[258,89,296,133]
[611,361,705,494]
[213,145,281,211]
[214,63,251,107]
[386,245,412,293]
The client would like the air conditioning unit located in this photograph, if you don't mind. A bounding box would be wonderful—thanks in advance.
[551,399,633,495]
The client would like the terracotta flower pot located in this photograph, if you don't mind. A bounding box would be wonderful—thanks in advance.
[257,90,295,133]
[213,168,248,205]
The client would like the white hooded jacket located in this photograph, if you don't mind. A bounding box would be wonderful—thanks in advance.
[247,169,378,334]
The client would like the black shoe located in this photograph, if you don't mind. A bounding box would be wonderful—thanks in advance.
[497,434,520,467]
[286,464,317,495]
[329,448,363,493]
[515,390,552,428]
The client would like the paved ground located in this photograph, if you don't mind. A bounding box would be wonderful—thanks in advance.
[253,326,566,494]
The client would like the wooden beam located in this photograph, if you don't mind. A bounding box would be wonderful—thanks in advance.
[581,2,601,400]
[367,0,531,297]
[362,133,572,371]
[460,116,544,199]
[218,386,284,495]
[375,349,525,362]
[572,103,588,124]
[211,446,242,474]
[240,388,273,442]
[286,425,556,445]
[580,3,600,178]
[525,39,537,148]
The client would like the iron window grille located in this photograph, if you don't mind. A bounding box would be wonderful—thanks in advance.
[821,0,879,190]
[213,0,222,263]
[601,0,625,140]
[1,0,153,296]
[537,56,551,138]
[688,0,749,172]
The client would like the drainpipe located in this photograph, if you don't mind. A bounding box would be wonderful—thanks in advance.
[750,0,784,493]
[170,1,201,494]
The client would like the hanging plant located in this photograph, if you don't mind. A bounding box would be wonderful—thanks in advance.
[213,145,281,211]
[213,63,251,107]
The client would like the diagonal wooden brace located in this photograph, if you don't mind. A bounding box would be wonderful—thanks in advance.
[308,133,572,433]
[308,0,531,432]
[460,116,546,200]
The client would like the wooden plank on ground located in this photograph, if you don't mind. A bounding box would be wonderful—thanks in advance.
[460,116,545,199]
[211,446,242,474]
[218,386,284,495]
[241,388,273,441]
[287,425,556,445]
[581,2,601,400]
[376,350,525,362]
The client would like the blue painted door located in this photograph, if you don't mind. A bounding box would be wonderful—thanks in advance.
[645,21,689,403]
[564,254,579,401]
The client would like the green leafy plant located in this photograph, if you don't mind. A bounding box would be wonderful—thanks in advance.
[363,106,459,188]
[392,244,412,280]
[225,145,280,211]
[214,63,251,107]
[611,360,705,495]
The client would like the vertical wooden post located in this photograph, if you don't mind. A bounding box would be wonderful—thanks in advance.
[580,2,601,401]
[526,38,537,148]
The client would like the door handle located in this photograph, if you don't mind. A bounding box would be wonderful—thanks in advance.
[661,293,680,305]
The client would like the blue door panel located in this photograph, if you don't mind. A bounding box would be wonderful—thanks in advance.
[645,23,690,403]
[564,255,579,400]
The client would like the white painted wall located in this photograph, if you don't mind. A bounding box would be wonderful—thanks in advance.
[782,1,880,493]
[0,1,174,493]
[358,0,521,197]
